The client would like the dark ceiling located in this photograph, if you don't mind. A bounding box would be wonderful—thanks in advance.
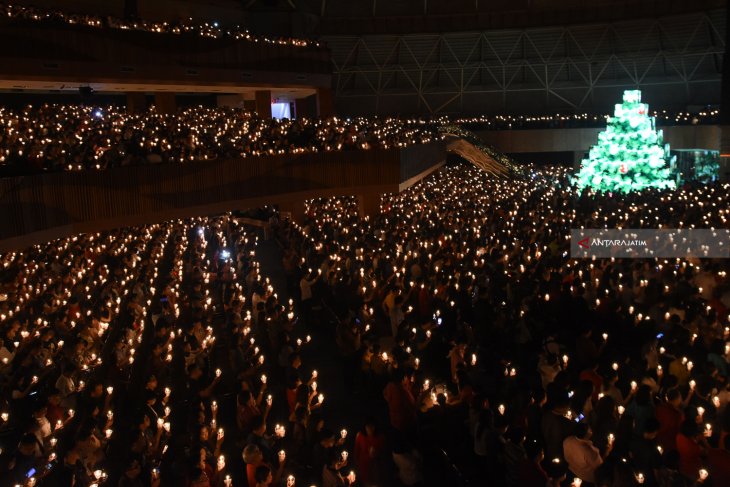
[10,0,728,36]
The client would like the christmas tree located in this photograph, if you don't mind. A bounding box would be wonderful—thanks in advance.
[574,90,676,193]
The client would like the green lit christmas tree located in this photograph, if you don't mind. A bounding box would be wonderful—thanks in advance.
[574,90,676,193]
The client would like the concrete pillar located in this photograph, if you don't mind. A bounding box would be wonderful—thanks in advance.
[316,88,335,118]
[126,93,147,114]
[356,192,381,220]
[255,90,272,118]
[720,126,730,181]
[719,7,730,180]
[278,200,306,223]
[154,93,177,114]
[295,94,317,119]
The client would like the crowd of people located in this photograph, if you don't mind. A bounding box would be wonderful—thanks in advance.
[0,138,729,486]
[0,105,443,174]
[268,163,730,487]
[0,214,361,487]
[0,2,321,48]
[451,110,720,131]
[0,101,721,176]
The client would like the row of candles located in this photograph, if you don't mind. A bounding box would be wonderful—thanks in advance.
[0,2,322,48]
[195,219,357,486]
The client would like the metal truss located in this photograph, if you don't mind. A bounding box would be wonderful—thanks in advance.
[324,10,726,115]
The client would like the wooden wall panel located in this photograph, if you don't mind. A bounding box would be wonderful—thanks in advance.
[0,142,445,249]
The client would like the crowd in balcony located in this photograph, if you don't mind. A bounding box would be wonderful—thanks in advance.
[0,102,721,177]
[451,109,720,131]
[0,2,321,48]
[0,105,443,175]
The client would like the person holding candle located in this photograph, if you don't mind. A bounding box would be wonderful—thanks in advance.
[626,384,656,438]
[655,389,686,452]
[629,418,663,486]
[299,270,320,326]
[563,422,610,484]
[321,449,353,487]
[246,416,276,465]
[708,435,730,487]
[541,390,576,461]
[383,369,417,433]
[312,429,339,476]
[676,420,709,479]
[353,416,386,486]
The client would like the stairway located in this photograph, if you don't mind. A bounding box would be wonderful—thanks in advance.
[439,125,521,177]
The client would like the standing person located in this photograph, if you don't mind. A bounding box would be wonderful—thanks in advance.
[300,270,320,325]
[563,422,611,484]
[383,369,417,433]
[354,417,386,486]
[541,391,575,460]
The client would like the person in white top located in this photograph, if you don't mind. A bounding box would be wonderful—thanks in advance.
[563,422,612,483]
[55,364,76,401]
[300,269,320,302]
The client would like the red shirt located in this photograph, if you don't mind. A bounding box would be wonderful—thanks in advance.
[708,448,730,487]
[518,459,548,486]
[383,382,416,431]
[354,431,386,484]
[45,404,65,426]
[655,402,683,451]
[676,433,702,479]
[287,387,297,416]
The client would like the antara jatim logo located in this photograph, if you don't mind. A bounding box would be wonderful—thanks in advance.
[578,237,590,249]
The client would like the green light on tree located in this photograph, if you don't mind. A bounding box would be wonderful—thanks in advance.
[574,90,676,193]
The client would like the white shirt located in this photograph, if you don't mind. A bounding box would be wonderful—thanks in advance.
[300,276,317,301]
[563,436,602,483]
[55,374,75,397]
